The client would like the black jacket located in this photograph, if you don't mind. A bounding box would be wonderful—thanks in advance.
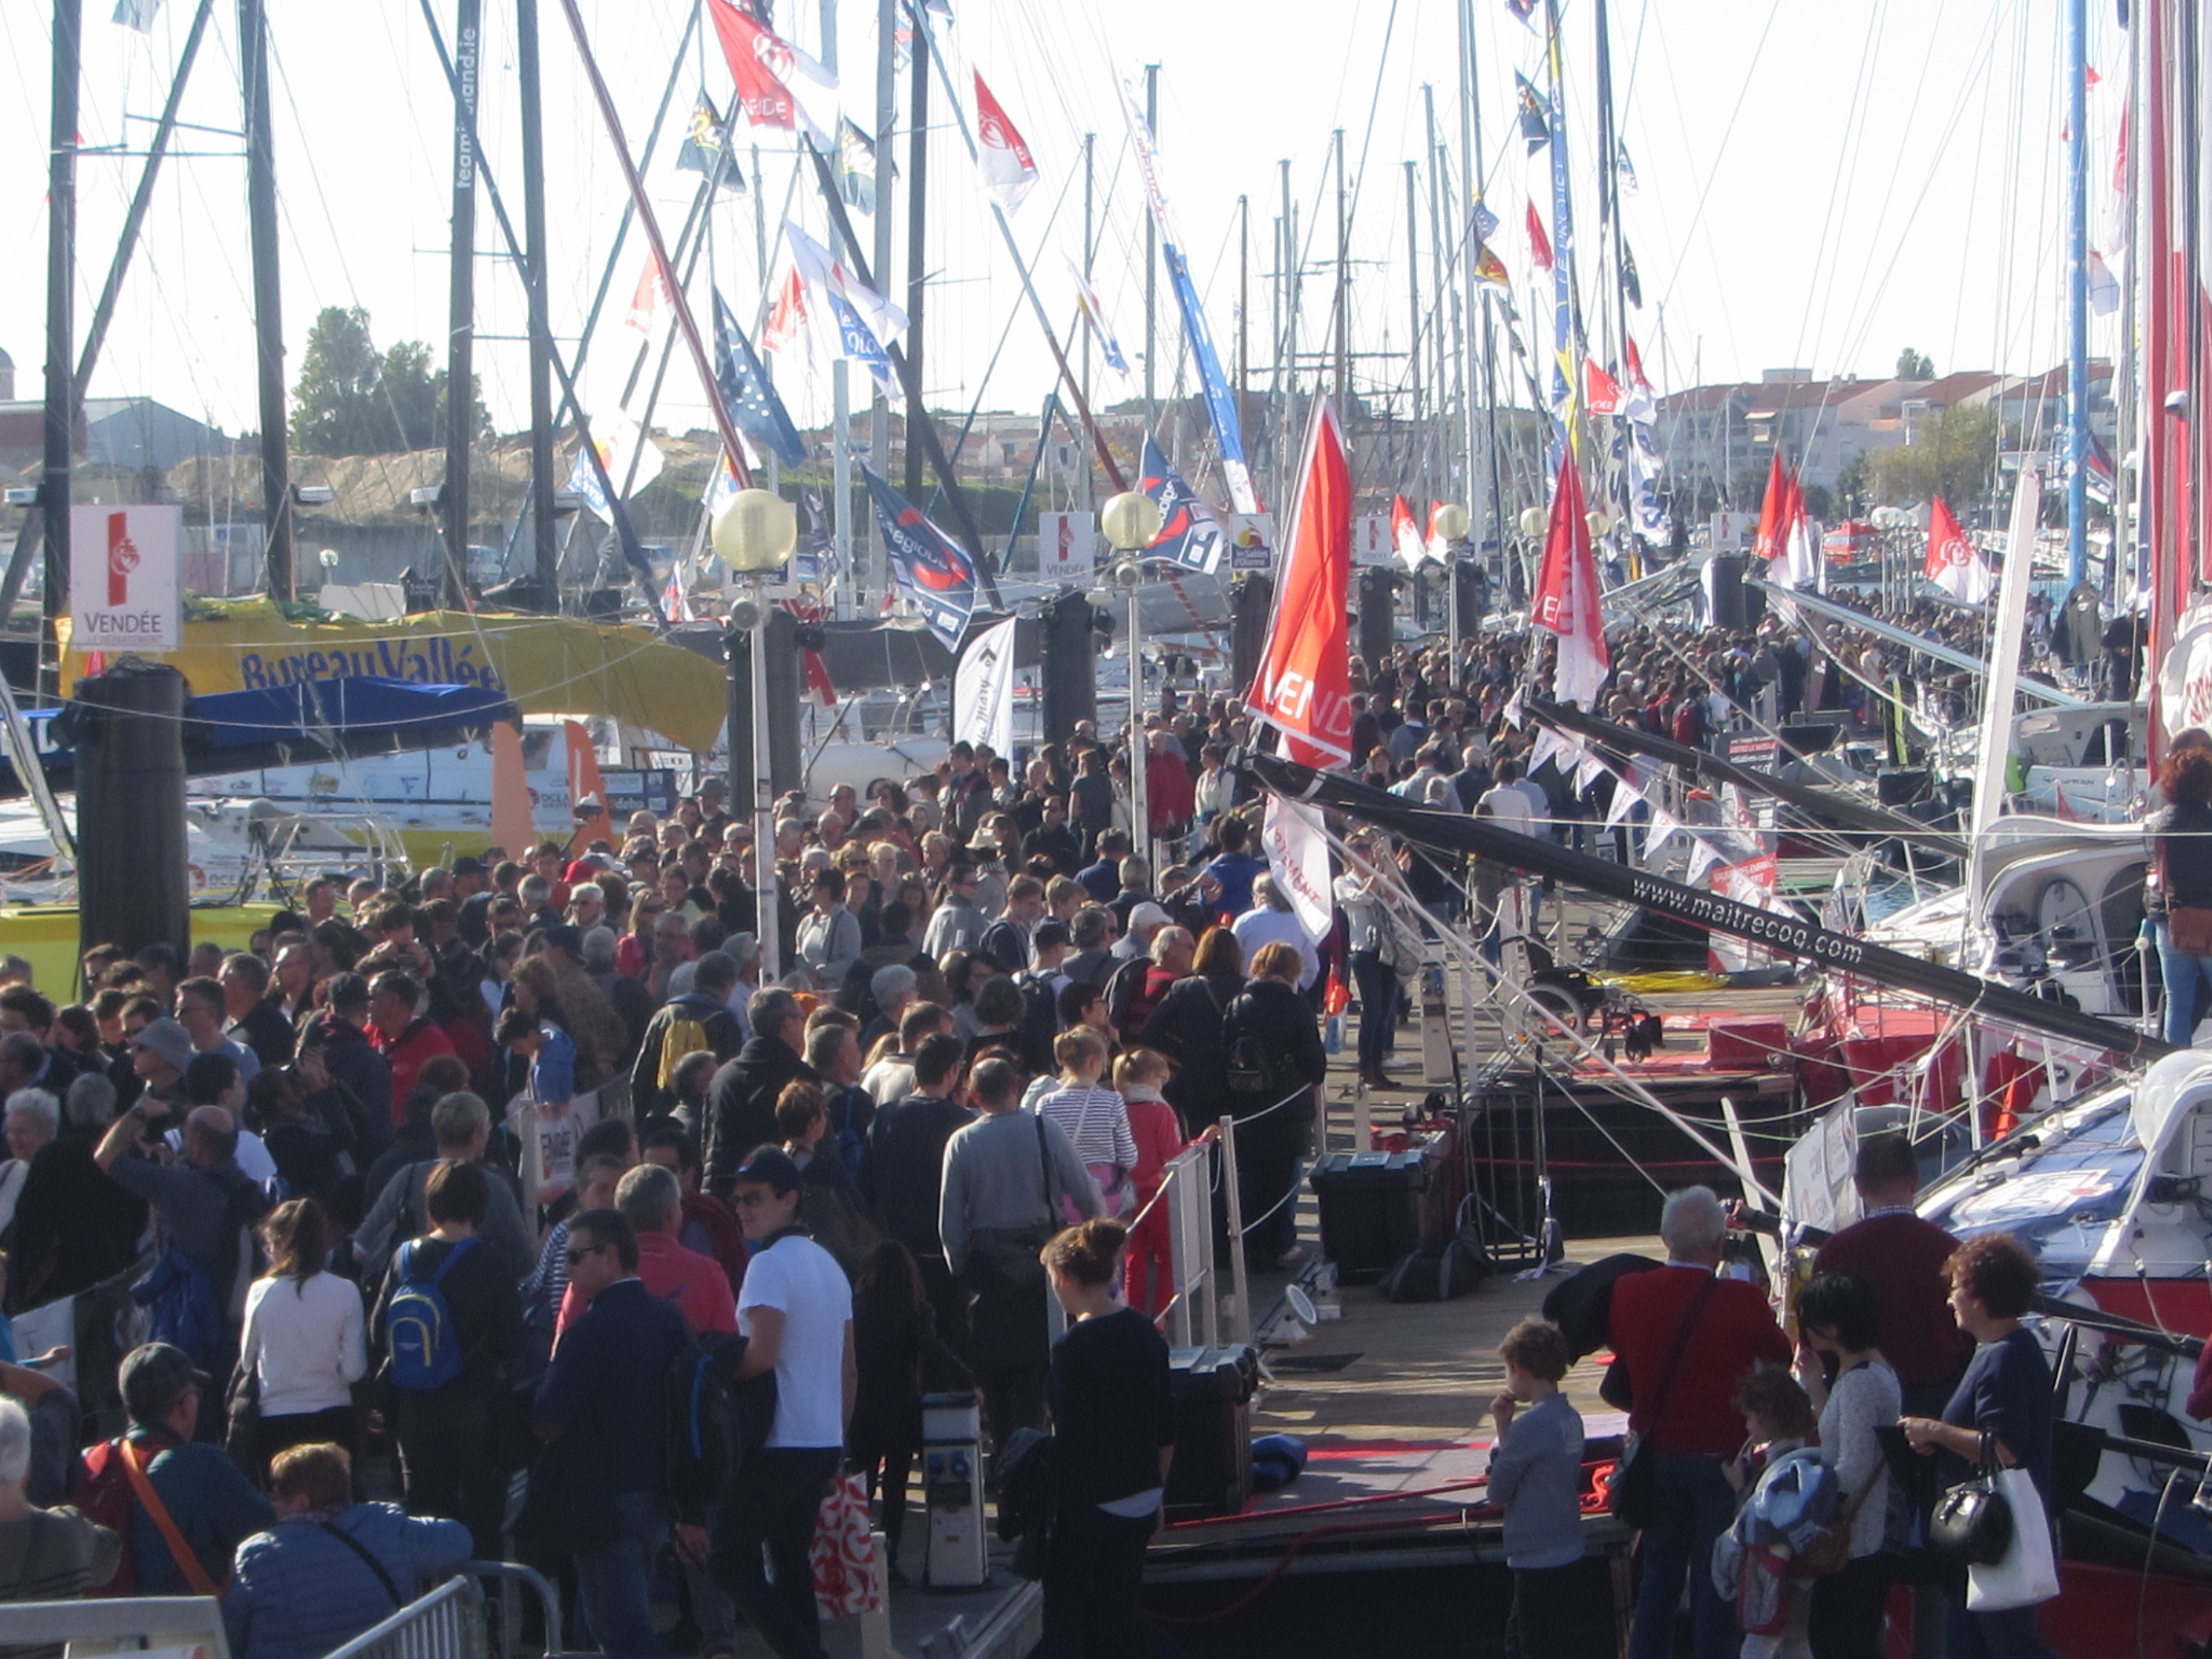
[861,1093,974,1258]
[1139,971,1244,1132]
[1220,977,1328,1157]
[230,1000,296,1068]
[629,994,746,1121]
[704,1037,815,1195]
[306,1016,395,1165]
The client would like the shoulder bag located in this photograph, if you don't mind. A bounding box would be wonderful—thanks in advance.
[2159,837,2212,955]
[1929,1429,2014,1566]
[1606,1275,1720,1533]
[118,1437,222,1596]
[320,1520,404,1606]
[958,1115,1060,1304]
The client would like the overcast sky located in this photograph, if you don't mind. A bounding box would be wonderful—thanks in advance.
[0,0,2121,472]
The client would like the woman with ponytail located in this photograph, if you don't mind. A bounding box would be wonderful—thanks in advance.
[1038,1218,1176,1657]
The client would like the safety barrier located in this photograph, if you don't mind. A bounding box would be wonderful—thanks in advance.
[0,1595,231,1659]
[322,1575,485,1659]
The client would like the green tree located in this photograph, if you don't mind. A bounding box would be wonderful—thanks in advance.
[1870,402,1999,507]
[1895,346,1936,380]
[1835,452,1872,517]
[291,305,489,456]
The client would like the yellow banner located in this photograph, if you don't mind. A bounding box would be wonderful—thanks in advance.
[60,599,725,752]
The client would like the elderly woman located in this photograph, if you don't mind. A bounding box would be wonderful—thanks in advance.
[0,1395,119,1616]
[1900,1233,2058,1659]
[1609,1187,1793,1659]
[0,1090,58,1240]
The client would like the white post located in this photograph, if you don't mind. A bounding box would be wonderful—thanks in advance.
[859,1528,895,1659]
[1127,585,1148,871]
[1219,1115,1251,1347]
[752,606,780,983]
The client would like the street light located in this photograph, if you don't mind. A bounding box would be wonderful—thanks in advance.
[1432,502,1471,658]
[712,488,797,984]
[1100,489,1162,870]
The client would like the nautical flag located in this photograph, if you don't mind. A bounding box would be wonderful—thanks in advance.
[1505,0,1537,25]
[566,416,664,525]
[1120,79,1257,514]
[676,93,746,192]
[1474,200,1500,243]
[2108,108,2130,259]
[1584,358,1624,416]
[1526,200,1554,272]
[1620,239,1643,308]
[1624,331,1652,390]
[798,486,837,588]
[1773,469,1818,591]
[709,0,838,148]
[954,616,1018,756]
[712,287,806,466]
[1069,259,1130,375]
[2088,250,2121,317]
[1924,495,1994,604]
[1246,398,1354,767]
[664,563,695,624]
[1532,452,1610,709]
[785,219,906,395]
[863,466,976,649]
[1515,73,1550,153]
[1390,495,1425,569]
[1137,436,1225,576]
[1621,334,1657,423]
[624,257,671,339]
[972,71,1038,212]
[1261,794,1335,944]
[704,450,742,522]
[763,266,807,353]
[1616,140,1639,192]
[2085,435,2117,504]
[1474,244,1511,287]
[1754,452,1789,565]
[835,116,880,214]
[1426,502,1454,561]
[114,0,162,31]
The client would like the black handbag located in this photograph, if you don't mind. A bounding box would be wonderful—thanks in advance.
[1607,1276,1720,1533]
[1930,1430,2015,1566]
[957,1115,1060,1302]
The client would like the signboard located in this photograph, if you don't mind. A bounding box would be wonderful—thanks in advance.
[598,768,679,817]
[1037,511,1097,583]
[1229,513,1276,572]
[71,504,181,654]
[1354,515,1393,566]
[1710,511,1759,554]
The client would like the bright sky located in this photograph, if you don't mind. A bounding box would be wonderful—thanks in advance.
[0,0,2124,499]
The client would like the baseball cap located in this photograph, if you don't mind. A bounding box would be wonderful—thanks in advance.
[1128,902,1172,932]
[120,1341,208,1424]
[452,855,488,876]
[731,1145,802,1196]
[127,1016,194,1074]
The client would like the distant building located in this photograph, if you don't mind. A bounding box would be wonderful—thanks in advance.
[0,394,229,476]
[0,349,14,401]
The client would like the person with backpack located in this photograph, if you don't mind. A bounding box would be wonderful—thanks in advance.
[533,1205,692,1659]
[1137,927,1246,1134]
[73,1342,272,1597]
[353,1092,535,1290]
[1221,942,1329,1273]
[629,951,746,1122]
[368,1160,523,1559]
[848,1240,970,1586]
[222,1442,471,1659]
[94,1103,270,1397]
[1106,925,1192,1046]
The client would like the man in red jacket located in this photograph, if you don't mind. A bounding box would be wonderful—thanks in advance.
[1609,1186,1791,1659]
[366,971,455,1126]
[1811,1132,1970,1416]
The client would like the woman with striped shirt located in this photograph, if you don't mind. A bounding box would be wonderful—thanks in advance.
[1034,1029,1137,1222]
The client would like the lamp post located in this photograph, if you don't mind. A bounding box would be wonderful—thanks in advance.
[712,487,797,985]
[1099,489,1163,872]
[1433,501,1471,663]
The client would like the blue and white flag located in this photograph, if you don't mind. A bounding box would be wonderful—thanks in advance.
[1473,200,1500,243]
[712,287,806,465]
[1070,259,1130,376]
[863,467,976,650]
[113,0,161,28]
[785,219,906,397]
[1120,80,1257,515]
[1137,436,1225,576]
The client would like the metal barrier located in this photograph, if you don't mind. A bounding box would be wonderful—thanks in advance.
[1159,1141,1221,1350]
[322,1575,485,1659]
[0,1595,231,1659]
[463,1559,573,1659]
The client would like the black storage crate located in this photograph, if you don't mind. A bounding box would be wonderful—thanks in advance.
[1164,1345,1258,1522]
[1310,1146,1434,1283]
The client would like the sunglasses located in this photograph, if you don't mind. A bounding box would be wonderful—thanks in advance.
[562,1243,606,1265]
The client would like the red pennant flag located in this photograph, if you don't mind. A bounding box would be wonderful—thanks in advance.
[972,71,1039,212]
[1753,451,1789,563]
[1923,495,1993,603]
[1584,358,1624,415]
[1624,331,1652,390]
[709,0,833,145]
[1246,399,1354,765]
[1531,452,1610,708]
[1526,200,1554,272]
[763,266,807,353]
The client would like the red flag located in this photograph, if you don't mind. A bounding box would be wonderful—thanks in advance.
[1753,451,1789,563]
[1426,500,1452,559]
[1390,494,1425,566]
[1584,358,1624,415]
[972,71,1038,211]
[1531,452,1610,708]
[1623,331,1652,390]
[1923,495,1993,603]
[1525,200,1554,272]
[1776,467,1817,590]
[709,0,833,145]
[1246,399,1354,765]
[763,266,807,353]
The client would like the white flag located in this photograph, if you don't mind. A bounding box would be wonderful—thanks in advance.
[952,616,1017,757]
[972,71,1039,212]
[1603,771,1644,830]
[2088,251,2121,318]
[1686,836,1725,887]
[1646,807,1683,850]
[1573,749,1608,793]
[1262,793,1335,943]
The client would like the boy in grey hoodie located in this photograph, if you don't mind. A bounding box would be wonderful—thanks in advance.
[1489,1320,1587,1659]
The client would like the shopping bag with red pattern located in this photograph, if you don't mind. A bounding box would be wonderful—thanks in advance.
[811,1473,884,1617]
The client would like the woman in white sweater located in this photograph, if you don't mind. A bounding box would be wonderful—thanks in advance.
[239,1196,368,1477]
[1795,1269,1903,1659]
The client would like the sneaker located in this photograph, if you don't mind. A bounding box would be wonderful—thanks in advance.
[1275,1244,1311,1271]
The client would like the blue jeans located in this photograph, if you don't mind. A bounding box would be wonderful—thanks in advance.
[572,1489,669,1659]
[1350,950,1398,1071]
[1628,1451,1740,1659]
[709,1445,842,1659]
[2156,920,2212,1045]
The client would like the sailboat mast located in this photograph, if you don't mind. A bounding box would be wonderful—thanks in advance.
[1143,64,1159,430]
[903,10,928,498]
[240,0,293,600]
[1333,128,1349,406]
[1280,157,1296,503]
[444,0,482,608]
[1405,160,1423,500]
[820,0,853,617]
[2065,0,2090,589]
[867,0,895,607]
[1081,130,1096,515]
[518,0,558,606]
[1423,83,1447,509]
[41,0,80,694]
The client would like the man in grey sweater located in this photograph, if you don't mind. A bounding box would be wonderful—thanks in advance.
[938,1058,1099,1445]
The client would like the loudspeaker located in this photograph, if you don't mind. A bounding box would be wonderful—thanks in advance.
[1040,592,1098,748]
[1357,565,1397,667]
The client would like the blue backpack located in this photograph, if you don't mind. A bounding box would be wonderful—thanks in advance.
[385,1237,479,1391]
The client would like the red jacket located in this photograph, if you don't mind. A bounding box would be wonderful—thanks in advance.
[1147,748,1196,833]
[1609,1265,1791,1456]
[372,1017,456,1126]
[678,1189,749,1295]
[1124,1093,1186,1201]
[555,1230,738,1339]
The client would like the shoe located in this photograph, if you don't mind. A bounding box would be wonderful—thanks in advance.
[1275,1244,1311,1270]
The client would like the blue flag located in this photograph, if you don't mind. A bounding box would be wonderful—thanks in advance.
[1137,436,1225,576]
[1159,244,1255,516]
[863,467,976,650]
[1474,200,1500,243]
[712,288,805,466]
[676,93,745,193]
[1516,73,1550,153]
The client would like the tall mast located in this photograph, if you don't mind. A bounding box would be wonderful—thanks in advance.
[1280,157,1295,504]
[2064,0,2090,588]
[1404,159,1423,499]
[1423,83,1448,507]
[1333,128,1350,406]
[1081,130,1096,515]
[1143,64,1159,430]
[443,0,481,607]
[1238,194,1251,419]
[868,0,895,605]
[240,0,293,600]
[1540,0,1580,435]
[903,6,928,498]
[41,0,81,694]
[518,0,558,607]
[1457,0,1492,558]
[822,0,852,617]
